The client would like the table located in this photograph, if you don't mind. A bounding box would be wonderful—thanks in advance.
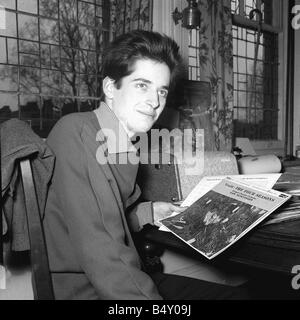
[143,220,300,276]
[141,164,300,298]
[142,171,300,277]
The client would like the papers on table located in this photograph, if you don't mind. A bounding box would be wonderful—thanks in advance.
[159,174,281,232]
[159,177,290,259]
[182,174,281,207]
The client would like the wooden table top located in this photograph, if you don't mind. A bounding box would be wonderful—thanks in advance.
[143,219,300,275]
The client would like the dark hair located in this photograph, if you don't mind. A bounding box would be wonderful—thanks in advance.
[101,30,182,88]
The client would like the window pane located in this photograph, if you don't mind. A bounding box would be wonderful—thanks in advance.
[7,38,18,64]
[20,94,40,119]
[41,69,61,95]
[0,0,16,10]
[0,93,18,124]
[19,66,40,93]
[40,43,50,67]
[0,11,16,37]
[40,18,59,44]
[0,37,6,63]
[78,1,95,26]
[0,65,18,90]
[59,0,77,22]
[49,45,60,70]
[246,41,255,59]
[39,0,58,19]
[238,57,246,73]
[79,25,95,50]
[238,39,246,56]
[232,24,278,140]
[18,14,38,40]
[18,0,37,14]
[19,39,39,54]
[20,53,39,67]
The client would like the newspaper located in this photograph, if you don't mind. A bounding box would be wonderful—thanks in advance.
[159,177,291,260]
[263,186,300,225]
[159,173,281,231]
[181,174,281,207]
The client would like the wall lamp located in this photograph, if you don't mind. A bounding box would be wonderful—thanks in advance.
[172,0,201,29]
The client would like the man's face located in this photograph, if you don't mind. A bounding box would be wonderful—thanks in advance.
[109,59,171,136]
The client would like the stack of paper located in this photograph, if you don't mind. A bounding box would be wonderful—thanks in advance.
[263,191,300,225]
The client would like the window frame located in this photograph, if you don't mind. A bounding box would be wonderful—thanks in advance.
[0,0,110,137]
[232,0,288,156]
[152,0,288,155]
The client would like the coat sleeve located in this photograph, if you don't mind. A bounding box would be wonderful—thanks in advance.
[46,115,162,300]
[127,201,154,232]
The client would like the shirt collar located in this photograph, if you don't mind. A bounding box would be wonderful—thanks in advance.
[94,102,137,154]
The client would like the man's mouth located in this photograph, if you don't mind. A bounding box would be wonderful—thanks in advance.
[136,109,156,118]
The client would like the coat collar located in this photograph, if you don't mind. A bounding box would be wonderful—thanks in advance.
[94,102,137,155]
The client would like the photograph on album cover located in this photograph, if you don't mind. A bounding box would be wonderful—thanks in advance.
[160,191,268,259]
[159,178,290,259]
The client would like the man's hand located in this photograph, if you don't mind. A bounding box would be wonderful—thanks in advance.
[152,202,187,227]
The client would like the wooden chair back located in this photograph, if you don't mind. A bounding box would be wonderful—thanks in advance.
[19,158,54,300]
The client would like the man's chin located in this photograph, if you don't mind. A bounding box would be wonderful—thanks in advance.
[132,123,154,134]
[134,128,151,134]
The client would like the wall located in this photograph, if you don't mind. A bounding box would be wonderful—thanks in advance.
[294,0,300,152]
[152,0,189,70]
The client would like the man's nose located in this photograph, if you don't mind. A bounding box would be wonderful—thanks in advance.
[148,90,160,109]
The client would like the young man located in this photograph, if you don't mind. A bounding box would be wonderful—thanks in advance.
[43,30,248,300]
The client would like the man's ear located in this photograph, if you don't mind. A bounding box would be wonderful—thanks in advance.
[102,76,115,100]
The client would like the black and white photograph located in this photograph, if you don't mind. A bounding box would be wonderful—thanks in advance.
[1,0,300,303]
[160,178,290,259]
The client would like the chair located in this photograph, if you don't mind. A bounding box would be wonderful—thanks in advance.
[1,119,55,300]
[19,157,54,300]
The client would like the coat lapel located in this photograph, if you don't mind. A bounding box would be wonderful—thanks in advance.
[83,112,137,248]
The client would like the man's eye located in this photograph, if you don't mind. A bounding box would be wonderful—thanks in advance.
[136,83,147,89]
[158,89,168,98]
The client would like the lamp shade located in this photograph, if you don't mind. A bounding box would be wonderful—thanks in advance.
[182,0,201,29]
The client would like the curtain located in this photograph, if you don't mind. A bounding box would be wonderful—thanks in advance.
[110,0,152,37]
[197,0,233,151]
